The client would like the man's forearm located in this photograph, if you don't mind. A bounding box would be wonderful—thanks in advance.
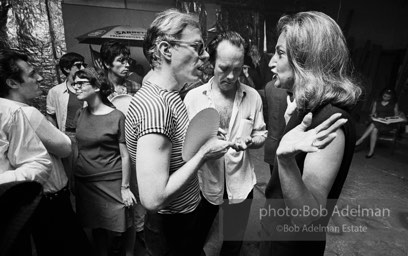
[46,114,58,128]
[249,135,266,149]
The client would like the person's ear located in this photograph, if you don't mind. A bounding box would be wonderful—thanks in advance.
[103,61,110,69]
[64,67,71,75]
[158,41,172,60]
[5,78,20,89]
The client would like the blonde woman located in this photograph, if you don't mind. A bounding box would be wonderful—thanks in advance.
[261,11,362,255]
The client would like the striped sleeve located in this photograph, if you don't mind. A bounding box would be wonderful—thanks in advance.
[134,96,174,142]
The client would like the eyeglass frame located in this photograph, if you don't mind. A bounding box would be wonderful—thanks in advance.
[73,80,91,89]
[72,62,88,69]
[167,40,206,56]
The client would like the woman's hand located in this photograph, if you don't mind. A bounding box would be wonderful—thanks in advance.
[277,112,347,159]
[121,187,136,207]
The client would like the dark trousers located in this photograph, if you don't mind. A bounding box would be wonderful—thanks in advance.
[31,187,91,256]
[200,190,254,256]
[144,204,203,256]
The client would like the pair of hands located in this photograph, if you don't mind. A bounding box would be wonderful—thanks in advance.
[277,96,348,159]
[199,128,252,161]
[217,128,253,151]
[121,188,136,207]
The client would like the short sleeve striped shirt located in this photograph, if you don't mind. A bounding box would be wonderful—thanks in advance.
[125,81,201,214]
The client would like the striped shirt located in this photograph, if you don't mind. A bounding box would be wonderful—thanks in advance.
[125,81,201,214]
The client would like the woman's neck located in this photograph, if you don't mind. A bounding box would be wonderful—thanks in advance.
[86,95,108,114]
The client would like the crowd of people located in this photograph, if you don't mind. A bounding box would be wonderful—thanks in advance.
[0,7,373,256]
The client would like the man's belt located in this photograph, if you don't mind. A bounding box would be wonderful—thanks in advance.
[43,185,70,201]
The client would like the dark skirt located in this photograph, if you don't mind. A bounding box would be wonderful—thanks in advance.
[372,121,396,134]
[75,178,132,232]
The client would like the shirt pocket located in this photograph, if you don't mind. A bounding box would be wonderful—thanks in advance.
[237,118,254,138]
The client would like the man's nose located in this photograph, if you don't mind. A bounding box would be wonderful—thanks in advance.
[226,70,235,80]
[200,49,209,61]
[37,74,44,82]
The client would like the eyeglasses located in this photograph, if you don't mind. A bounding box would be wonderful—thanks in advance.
[168,40,205,56]
[73,81,90,89]
[73,62,88,69]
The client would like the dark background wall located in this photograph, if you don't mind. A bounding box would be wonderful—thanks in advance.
[62,1,174,74]
[62,0,408,114]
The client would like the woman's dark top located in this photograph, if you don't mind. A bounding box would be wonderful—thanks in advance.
[261,104,356,255]
[373,101,397,133]
[75,108,125,181]
[375,101,395,118]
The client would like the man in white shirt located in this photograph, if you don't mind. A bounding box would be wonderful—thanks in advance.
[47,52,86,132]
[0,48,51,255]
[184,31,267,256]
[1,49,91,256]
[46,52,86,190]
[0,49,51,185]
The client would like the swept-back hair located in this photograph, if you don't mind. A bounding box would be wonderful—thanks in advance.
[0,49,28,97]
[143,8,201,69]
[278,11,361,111]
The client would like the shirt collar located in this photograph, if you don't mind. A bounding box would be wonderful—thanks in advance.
[4,98,28,107]
[202,77,247,99]
[64,80,77,94]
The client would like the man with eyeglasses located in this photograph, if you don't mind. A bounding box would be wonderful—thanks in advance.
[100,40,141,101]
[174,39,208,100]
[46,52,87,192]
[47,52,87,132]
[125,9,234,256]
[184,31,267,256]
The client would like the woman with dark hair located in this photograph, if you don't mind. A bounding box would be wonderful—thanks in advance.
[355,88,399,158]
[260,11,362,255]
[73,67,135,256]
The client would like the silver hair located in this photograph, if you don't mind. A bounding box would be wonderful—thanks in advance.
[143,9,201,69]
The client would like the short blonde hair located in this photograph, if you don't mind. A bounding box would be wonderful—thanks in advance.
[143,9,201,69]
